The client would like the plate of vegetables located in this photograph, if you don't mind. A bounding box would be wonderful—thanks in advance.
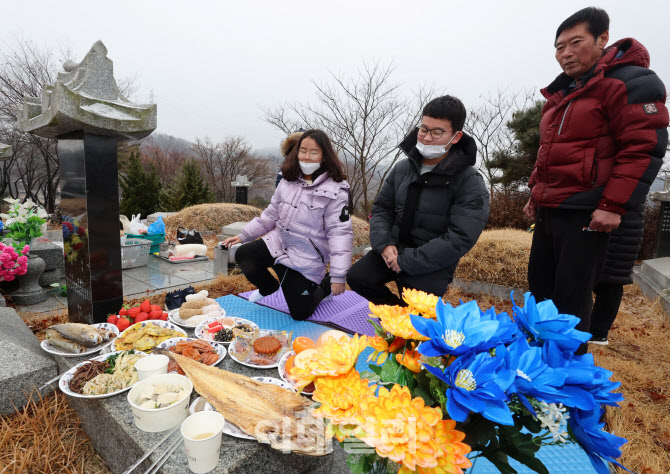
[59,350,147,399]
[195,317,258,345]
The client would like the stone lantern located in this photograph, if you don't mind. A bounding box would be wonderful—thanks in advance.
[17,41,157,323]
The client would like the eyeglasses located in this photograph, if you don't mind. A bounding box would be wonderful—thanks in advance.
[417,125,452,139]
[298,149,322,159]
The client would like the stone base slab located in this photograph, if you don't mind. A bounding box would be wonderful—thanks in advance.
[0,308,57,415]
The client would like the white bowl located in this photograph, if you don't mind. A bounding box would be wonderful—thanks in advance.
[135,355,169,381]
[127,373,193,432]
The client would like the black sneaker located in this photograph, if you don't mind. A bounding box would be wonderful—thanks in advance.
[588,336,609,346]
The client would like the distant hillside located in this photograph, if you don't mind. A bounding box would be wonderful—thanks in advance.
[141,132,194,154]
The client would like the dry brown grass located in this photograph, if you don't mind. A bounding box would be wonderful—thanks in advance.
[163,203,262,232]
[442,286,670,474]
[455,228,532,289]
[351,216,370,248]
[0,391,110,474]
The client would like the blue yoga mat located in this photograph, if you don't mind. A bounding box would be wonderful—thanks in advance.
[216,295,599,474]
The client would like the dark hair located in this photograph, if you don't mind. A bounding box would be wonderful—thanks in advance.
[280,129,347,182]
[422,95,466,132]
[555,7,609,44]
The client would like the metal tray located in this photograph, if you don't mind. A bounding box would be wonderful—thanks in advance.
[153,255,209,264]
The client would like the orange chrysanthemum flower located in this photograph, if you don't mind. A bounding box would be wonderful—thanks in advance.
[396,347,422,373]
[367,335,390,365]
[290,334,368,391]
[398,419,472,474]
[369,303,429,341]
[402,289,439,319]
[353,385,465,471]
[312,368,377,431]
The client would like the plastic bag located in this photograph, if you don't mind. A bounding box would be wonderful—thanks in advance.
[128,214,148,234]
[147,215,165,235]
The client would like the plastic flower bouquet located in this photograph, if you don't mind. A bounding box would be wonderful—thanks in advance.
[0,242,29,281]
[1,197,47,251]
[291,289,629,474]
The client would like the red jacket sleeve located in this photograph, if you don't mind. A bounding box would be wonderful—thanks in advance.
[599,70,669,214]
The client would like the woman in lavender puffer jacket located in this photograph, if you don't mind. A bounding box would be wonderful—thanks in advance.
[222,129,353,320]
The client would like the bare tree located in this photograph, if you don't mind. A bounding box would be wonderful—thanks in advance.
[141,136,189,186]
[264,61,439,217]
[0,39,138,212]
[464,88,537,194]
[192,136,274,202]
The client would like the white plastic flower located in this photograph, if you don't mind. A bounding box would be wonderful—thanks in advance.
[536,401,569,443]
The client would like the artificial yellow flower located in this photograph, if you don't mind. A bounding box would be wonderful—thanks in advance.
[388,336,406,353]
[369,303,429,341]
[290,334,368,391]
[398,419,472,474]
[312,368,377,435]
[396,347,422,373]
[353,385,450,471]
[367,335,390,365]
[402,289,439,319]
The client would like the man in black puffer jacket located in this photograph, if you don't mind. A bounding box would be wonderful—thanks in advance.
[589,208,645,345]
[347,96,490,305]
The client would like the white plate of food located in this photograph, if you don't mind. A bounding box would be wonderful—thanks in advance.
[41,323,119,357]
[227,330,292,369]
[114,320,186,352]
[168,306,226,329]
[278,350,315,396]
[188,377,294,440]
[195,317,259,345]
[156,337,226,372]
[59,350,147,399]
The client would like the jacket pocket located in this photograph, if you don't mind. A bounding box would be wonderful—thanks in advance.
[582,147,597,187]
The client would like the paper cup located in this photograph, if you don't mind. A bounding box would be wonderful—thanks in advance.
[135,355,169,381]
[181,411,225,473]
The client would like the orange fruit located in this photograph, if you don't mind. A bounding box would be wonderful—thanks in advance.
[316,330,349,348]
[293,336,316,354]
[285,355,295,376]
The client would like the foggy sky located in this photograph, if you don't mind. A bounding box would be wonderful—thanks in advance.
[3,0,669,152]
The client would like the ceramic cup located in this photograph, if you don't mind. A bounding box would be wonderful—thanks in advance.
[134,355,169,381]
[181,411,225,473]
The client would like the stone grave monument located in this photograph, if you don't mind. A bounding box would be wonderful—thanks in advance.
[17,41,157,323]
[232,174,252,205]
[650,177,670,258]
[0,142,11,161]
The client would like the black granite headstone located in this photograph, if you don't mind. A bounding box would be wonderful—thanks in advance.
[654,201,670,258]
[59,132,123,323]
[236,186,248,205]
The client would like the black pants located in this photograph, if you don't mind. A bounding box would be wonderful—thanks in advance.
[235,239,329,321]
[347,251,450,306]
[589,283,624,339]
[528,208,610,354]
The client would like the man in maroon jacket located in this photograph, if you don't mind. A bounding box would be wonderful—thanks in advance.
[524,7,668,354]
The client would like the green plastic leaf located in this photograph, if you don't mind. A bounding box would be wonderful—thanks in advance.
[379,354,401,384]
[368,318,387,339]
[359,370,381,385]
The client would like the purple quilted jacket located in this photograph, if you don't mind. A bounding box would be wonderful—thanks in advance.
[238,172,353,284]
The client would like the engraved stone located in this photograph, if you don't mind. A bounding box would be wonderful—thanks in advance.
[0,143,11,161]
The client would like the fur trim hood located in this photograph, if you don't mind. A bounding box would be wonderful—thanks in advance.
[280,131,304,157]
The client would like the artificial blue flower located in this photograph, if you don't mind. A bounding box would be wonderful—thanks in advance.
[542,340,623,410]
[569,407,631,474]
[411,299,517,357]
[511,292,590,352]
[498,338,568,413]
[424,351,515,425]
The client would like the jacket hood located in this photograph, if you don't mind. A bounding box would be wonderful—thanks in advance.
[543,37,650,96]
[398,128,478,175]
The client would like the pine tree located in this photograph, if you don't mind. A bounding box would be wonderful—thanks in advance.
[119,152,162,218]
[160,159,215,211]
[489,100,543,189]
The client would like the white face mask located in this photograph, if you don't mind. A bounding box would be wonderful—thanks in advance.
[415,133,458,160]
[299,161,322,176]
